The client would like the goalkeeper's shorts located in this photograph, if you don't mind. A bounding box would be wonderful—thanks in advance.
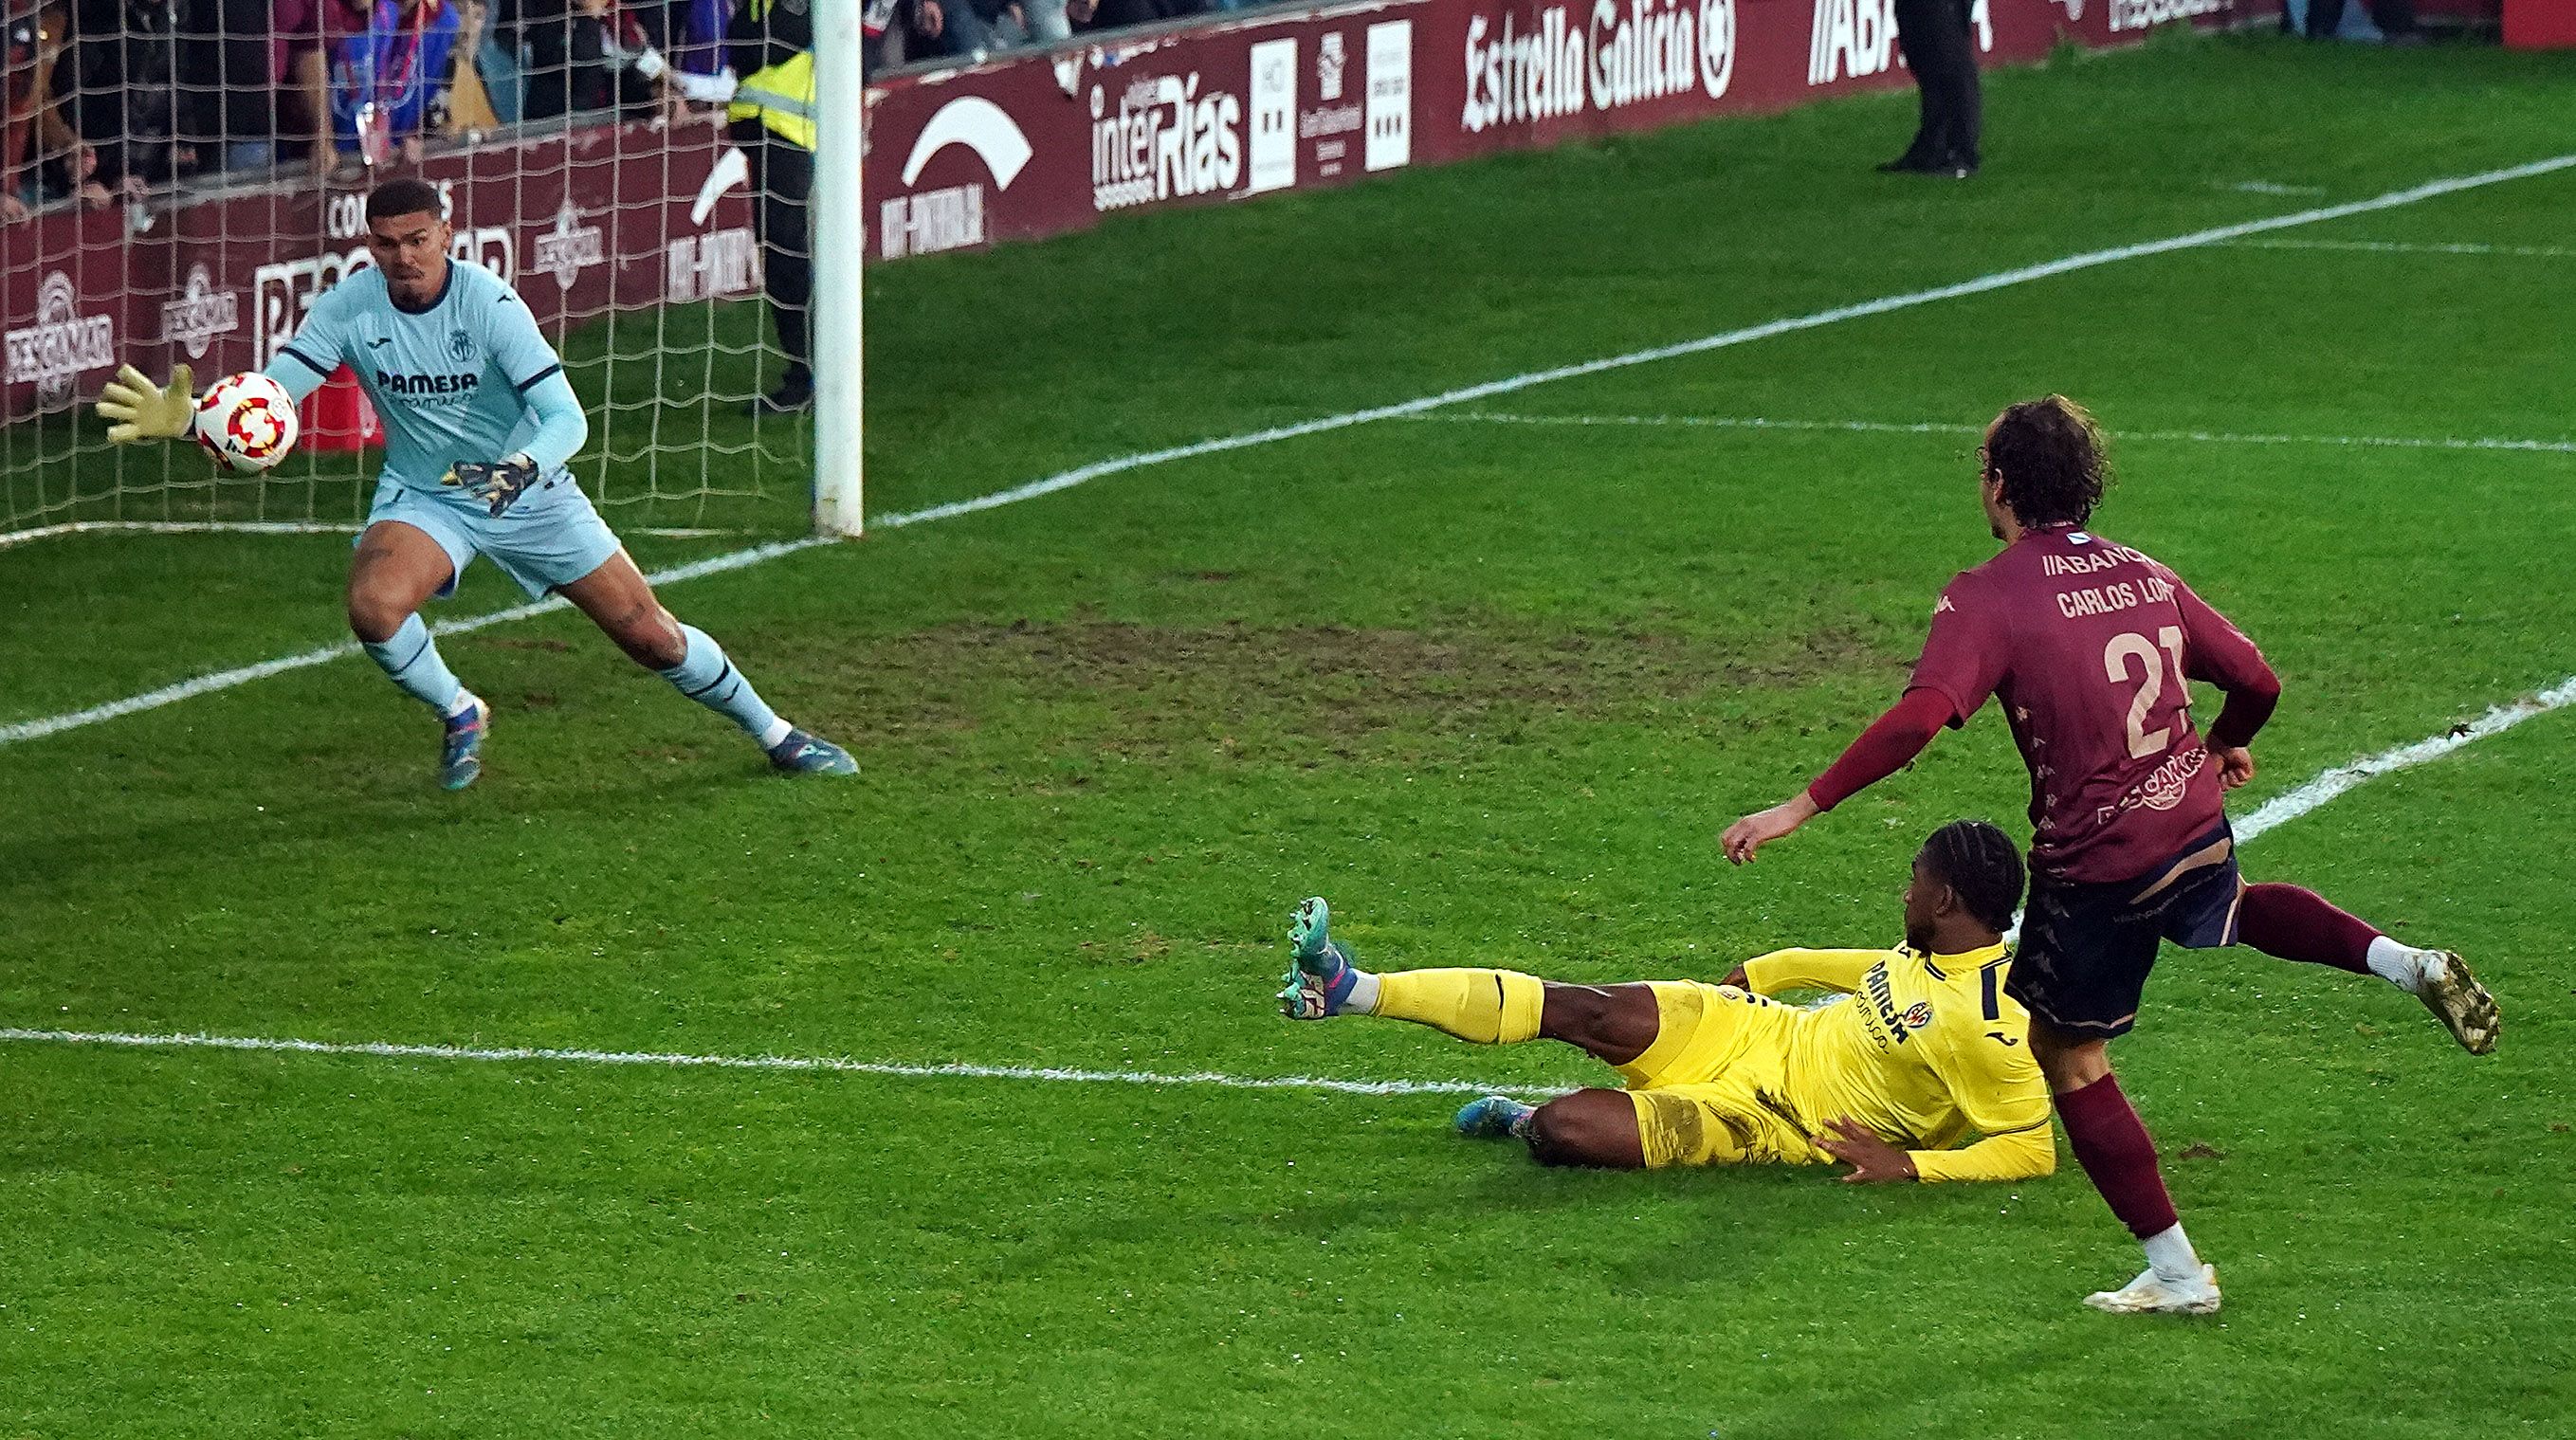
[1613,980,1827,1170]
[365,477,623,601]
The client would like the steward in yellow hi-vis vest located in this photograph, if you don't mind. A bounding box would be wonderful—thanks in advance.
[1276,820,2056,1185]
[724,0,818,413]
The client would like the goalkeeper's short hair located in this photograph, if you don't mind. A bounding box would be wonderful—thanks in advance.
[366,176,445,226]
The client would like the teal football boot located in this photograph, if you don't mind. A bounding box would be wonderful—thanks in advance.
[439,693,488,792]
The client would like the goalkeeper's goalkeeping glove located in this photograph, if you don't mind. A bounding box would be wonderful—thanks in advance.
[94,363,196,445]
[443,453,539,518]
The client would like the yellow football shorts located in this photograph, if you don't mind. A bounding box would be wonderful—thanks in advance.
[1615,981,1826,1170]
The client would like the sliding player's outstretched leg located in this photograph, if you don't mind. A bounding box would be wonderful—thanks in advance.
[1279,896,1379,1017]
[557,552,855,776]
[1279,896,1659,1054]
[1279,896,1665,1159]
[2236,882,2499,1053]
[1280,893,1546,1035]
[347,519,488,791]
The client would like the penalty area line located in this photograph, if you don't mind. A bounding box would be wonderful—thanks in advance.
[6,151,2571,750]
[0,1027,1548,1100]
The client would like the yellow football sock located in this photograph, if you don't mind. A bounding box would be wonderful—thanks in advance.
[1370,968,1544,1044]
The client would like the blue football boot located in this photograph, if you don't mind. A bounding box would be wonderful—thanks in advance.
[767,726,857,776]
[439,692,488,792]
[1453,1095,1535,1139]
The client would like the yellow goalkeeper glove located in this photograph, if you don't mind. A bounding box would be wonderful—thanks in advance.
[94,363,198,445]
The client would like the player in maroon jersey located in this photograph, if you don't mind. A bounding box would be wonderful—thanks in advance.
[1720,394,2499,1317]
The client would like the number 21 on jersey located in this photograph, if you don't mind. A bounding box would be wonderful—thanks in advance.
[2104,627,2190,758]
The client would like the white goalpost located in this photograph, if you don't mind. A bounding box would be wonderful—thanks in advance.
[810,1,866,539]
[0,4,858,549]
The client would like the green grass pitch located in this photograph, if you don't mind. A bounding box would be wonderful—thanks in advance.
[4,31,2574,1439]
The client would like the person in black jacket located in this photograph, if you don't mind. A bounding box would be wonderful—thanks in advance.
[728,0,812,414]
[70,0,179,189]
[1881,0,1978,178]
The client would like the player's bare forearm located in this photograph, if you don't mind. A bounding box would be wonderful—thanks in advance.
[1721,792,1818,866]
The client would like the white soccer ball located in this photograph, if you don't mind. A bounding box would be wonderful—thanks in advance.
[193,371,300,472]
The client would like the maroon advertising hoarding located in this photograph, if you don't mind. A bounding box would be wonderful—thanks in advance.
[4,0,2266,418]
[866,0,2269,260]
[0,118,760,420]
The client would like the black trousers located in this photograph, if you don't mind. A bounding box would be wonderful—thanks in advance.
[2299,0,2418,36]
[731,118,815,389]
[1892,0,1982,167]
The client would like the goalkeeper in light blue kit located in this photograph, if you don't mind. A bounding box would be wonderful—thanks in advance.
[96,178,853,790]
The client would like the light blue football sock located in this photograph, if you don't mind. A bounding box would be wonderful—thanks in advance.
[362,613,466,715]
[659,624,784,744]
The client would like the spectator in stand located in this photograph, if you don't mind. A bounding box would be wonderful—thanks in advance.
[4,0,110,217]
[651,0,727,78]
[326,0,463,169]
[179,0,292,174]
[1064,0,1203,38]
[285,0,371,177]
[645,0,739,109]
[69,0,186,191]
[502,0,661,118]
[910,0,1029,60]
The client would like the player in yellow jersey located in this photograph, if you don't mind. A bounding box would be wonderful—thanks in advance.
[1277,820,2054,1183]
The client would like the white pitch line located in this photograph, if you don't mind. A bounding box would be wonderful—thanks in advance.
[9,672,2576,1091]
[2221,237,2576,260]
[5,153,2572,751]
[0,519,740,550]
[2233,674,2576,842]
[0,1027,1544,1099]
[1409,410,2576,456]
[0,536,834,747]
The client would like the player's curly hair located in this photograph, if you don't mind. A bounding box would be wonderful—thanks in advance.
[365,176,446,225]
[1920,819,2024,936]
[1984,394,2110,527]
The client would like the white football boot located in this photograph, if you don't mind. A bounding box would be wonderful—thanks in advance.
[2411,949,2500,1055]
[2083,1264,2222,1316]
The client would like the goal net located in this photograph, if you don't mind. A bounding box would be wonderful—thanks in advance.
[0,1,856,548]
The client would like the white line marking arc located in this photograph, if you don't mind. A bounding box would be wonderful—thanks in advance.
[5,152,2570,750]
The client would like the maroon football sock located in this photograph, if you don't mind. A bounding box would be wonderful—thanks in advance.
[2055,1073,2179,1240]
[2237,882,2380,975]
